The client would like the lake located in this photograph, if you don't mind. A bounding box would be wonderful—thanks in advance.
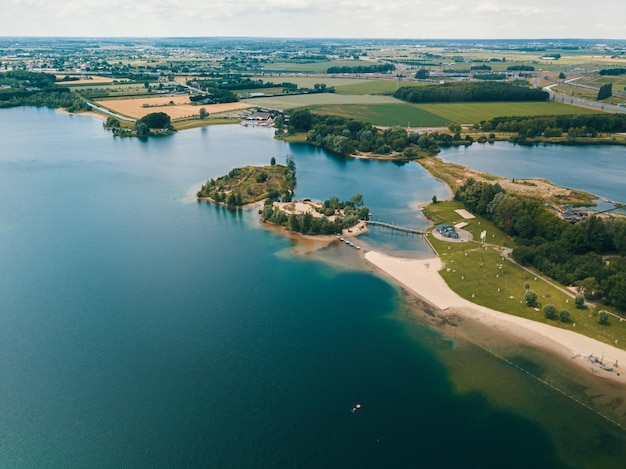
[439,141,626,208]
[1,107,625,468]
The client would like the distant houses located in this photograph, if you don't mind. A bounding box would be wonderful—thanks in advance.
[241,111,275,126]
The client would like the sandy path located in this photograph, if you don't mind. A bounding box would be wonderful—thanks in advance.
[365,251,626,385]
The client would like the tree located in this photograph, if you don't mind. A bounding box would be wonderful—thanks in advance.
[289,109,313,133]
[105,116,120,128]
[135,122,149,138]
[432,195,438,204]
[559,72,566,79]
[199,107,208,119]
[543,304,557,319]
[559,310,570,322]
[597,83,612,100]
[598,310,609,325]
[525,290,538,307]
[415,69,430,80]
[574,294,585,309]
[270,156,276,166]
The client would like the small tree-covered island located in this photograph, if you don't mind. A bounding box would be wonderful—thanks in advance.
[197,156,369,236]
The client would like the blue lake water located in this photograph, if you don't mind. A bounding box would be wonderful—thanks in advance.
[1,107,625,467]
[439,142,626,207]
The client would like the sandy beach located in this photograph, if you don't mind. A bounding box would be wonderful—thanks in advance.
[365,250,626,386]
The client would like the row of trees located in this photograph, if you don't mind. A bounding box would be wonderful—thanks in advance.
[599,69,626,76]
[327,64,395,74]
[454,179,626,310]
[480,113,626,136]
[394,82,549,103]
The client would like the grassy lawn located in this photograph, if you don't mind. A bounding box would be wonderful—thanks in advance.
[422,200,626,349]
[416,101,598,125]
[309,103,449,127]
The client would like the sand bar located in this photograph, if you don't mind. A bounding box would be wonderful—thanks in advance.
[365,250,626,385]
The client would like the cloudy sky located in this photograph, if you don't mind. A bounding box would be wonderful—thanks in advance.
[2,0,624,38]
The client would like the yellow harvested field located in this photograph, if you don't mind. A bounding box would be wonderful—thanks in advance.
[94,97,253,120]
[55,75,115,85]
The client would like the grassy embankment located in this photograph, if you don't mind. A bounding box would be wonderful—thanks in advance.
[418,156,597,207]
[422,200,626,350]
[197,163,294,206]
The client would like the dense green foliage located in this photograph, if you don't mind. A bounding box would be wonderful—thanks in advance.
[198,161,296,207]
[130,112,174,137]
[394,82,549,104]
[507,65,535,71]
[480,113,626,137]
[327,64,395,74]
[288,111,441,156]
[189,87,238,104]
[0,71,88,111]
[474,74,507,81]
[597,83,612,100]
[454,179,626,311]
[261,194,369,235]
[599,69,626,76]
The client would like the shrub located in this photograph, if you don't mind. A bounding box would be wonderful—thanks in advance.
[598,310,610,325]
[559,310,570,323]
[524,290,538,307]
[543,304,557,320]
[574,294,585,309]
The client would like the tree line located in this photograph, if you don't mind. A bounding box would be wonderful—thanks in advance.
[0,71,88,112]
[599,69,626,76]
[327,64,395,74]
[480,113,626,137]
[394,82,549,103]
[454,179,626,311]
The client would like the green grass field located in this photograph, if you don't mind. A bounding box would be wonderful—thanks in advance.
[309,103,449,127]
[334,80,425,95]
[250,76,369,89]
[424,201,626,349]
[416,101,599,125]
[262,59,375,74]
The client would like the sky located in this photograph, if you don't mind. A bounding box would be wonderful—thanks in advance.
[2,0,624,39]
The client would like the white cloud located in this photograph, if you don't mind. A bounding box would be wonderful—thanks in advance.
[1,0,624,38]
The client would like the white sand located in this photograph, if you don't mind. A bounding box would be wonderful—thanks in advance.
[365,251,626,385]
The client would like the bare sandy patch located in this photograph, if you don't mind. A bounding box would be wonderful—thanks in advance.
[365,250,626,386]
[95,98,252,120]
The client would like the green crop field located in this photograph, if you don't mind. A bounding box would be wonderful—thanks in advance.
[309,103,449,127]
[262,59,375,74]
[334,80,426,95]
[416,101,598,125]
[241,93,398,110]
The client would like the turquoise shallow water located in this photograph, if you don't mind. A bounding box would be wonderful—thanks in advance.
[1,107,624,467]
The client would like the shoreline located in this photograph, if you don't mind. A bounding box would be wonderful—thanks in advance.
[364,250,626,387]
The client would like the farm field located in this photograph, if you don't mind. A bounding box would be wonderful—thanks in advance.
[309,103,448,127]
[261,59,376,74]
[248,76,369,89]
[334,80,425,95]
[55,75,114,85]
[241,93,398,110]
[95,96,251,119]
[416,101,599,125]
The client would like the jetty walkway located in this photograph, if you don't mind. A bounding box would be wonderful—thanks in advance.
[366,220,425,235]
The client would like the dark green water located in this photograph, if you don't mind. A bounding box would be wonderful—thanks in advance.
[1,108,624,467]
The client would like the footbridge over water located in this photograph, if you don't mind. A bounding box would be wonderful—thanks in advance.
[365,220,425,235]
